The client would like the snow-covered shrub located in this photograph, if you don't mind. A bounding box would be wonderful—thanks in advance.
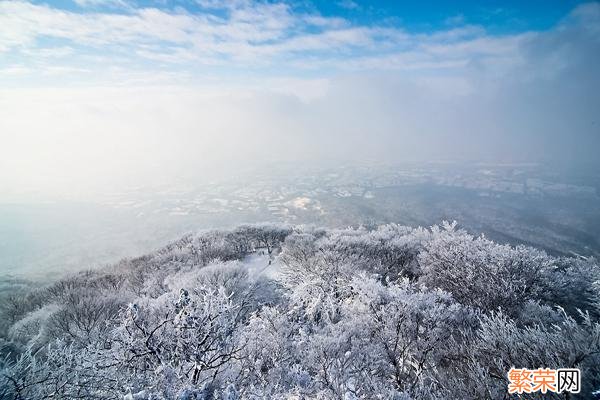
[1,223,599,399]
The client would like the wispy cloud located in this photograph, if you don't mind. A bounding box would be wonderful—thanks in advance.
[0,1,597,89]
[1,0,576,82]
[336,0,360,11]
[0,65,33,76]
[73,0,132,10]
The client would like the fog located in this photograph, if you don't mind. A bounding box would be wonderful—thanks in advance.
[0,1,599,277]
[1,2,599,202]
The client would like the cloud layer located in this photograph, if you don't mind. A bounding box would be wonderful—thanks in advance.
[1,0,574,81]
[0,1,599,199]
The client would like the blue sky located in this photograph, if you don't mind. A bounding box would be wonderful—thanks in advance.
[21,0,588,32]
[0,0,595,87]
[314,0,585,32]
[0,0,599,199]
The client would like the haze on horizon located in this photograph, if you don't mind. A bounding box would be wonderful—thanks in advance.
[0,0,599,202]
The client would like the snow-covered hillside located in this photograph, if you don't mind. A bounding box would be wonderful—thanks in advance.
[1,222,599,399]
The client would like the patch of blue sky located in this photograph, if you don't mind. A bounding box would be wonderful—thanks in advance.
[26,0,588,33]
[304,0,585,33]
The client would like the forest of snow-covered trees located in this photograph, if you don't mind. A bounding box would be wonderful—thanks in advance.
[1,222,599,399]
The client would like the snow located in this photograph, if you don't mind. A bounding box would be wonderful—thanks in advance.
[241,252,281,279]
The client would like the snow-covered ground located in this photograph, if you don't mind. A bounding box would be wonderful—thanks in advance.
[241,252,281,279]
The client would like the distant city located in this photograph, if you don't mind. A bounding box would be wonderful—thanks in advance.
[98,162,598,218]
[2,162,598,279]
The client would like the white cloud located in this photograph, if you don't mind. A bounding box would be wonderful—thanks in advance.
[336,0,360,11]
[1,1,599,200]
[73,0,131,9]
[0,65,33,76]
[0,0,535,75]
[22,46,74,58]
[444,14,466,26]
[40,65,91,76]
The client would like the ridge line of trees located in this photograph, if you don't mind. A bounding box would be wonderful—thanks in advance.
[1,222,598,399]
